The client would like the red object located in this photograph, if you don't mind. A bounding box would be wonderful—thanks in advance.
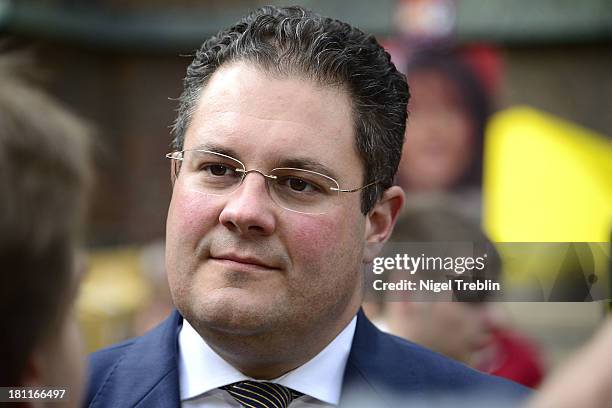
[461,44,504,97]
[477,328,545,388]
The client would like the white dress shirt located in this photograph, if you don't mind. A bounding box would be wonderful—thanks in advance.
[178,316,357,408]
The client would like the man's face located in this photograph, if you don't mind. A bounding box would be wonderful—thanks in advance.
[165,62,367,341]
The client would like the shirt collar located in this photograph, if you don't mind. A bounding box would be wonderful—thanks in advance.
[178,316,357,405]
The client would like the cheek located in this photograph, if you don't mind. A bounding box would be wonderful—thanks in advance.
[167,187,221,247]
[166,188,222,296]
[446,116,475,162]
[286,211,363,278]
[288,217,335,262]
[433,305,462,331]
[444,307,476,339]
[402,125,428,158]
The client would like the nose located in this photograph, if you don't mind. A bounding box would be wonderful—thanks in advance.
[218,171,277,236]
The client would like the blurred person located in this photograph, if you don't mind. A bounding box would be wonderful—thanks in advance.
[385,300,497,366]
[86,6,528,408]
[528,317,612,408]
[134,240,174,335]
[382,195,501,365]
[399,50,492,219]
[381,195,544,387]
[0,53,92,406]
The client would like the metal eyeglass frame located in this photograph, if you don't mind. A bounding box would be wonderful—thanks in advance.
[165,149,379,212]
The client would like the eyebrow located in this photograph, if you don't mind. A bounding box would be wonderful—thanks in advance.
[277,157,339,181]
[189,143,339,181]
[190,142,241,160]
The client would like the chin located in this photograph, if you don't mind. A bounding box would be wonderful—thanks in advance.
[186,291,283,335]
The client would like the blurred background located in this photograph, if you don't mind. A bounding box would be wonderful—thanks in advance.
[1,0,610,386]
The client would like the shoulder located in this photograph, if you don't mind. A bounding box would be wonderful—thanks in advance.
[381,330,524,388]
[86,311,183,407]
[87,338,137,401]
[348,312,531,404]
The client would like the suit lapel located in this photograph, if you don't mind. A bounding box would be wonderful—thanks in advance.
[90,311,183,408]
[339,310,383,407]
[339,310,423,407]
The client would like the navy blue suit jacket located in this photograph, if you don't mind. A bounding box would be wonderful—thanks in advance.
[86,310,529,407]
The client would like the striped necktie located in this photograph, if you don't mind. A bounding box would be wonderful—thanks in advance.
[221,380,303,408]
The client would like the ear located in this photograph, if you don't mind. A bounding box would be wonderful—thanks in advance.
[363,185,404,263]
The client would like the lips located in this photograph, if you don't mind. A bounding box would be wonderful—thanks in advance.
[211,253,278,270]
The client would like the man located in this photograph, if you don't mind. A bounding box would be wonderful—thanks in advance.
[86,6,528,407]
[0,53,91,407]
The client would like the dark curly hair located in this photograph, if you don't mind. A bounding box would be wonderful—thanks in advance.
[171,5,409,214]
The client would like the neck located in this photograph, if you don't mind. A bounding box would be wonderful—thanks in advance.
[195,306,359,379]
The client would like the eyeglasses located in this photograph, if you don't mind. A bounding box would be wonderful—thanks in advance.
[166,149,378,215]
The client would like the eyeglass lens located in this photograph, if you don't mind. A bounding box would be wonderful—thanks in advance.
[179,150,340,214]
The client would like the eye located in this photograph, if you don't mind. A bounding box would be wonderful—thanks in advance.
[205,164,233,176]
[280,176,321,193]
[204,163,234,176]
[288,178,309,191]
